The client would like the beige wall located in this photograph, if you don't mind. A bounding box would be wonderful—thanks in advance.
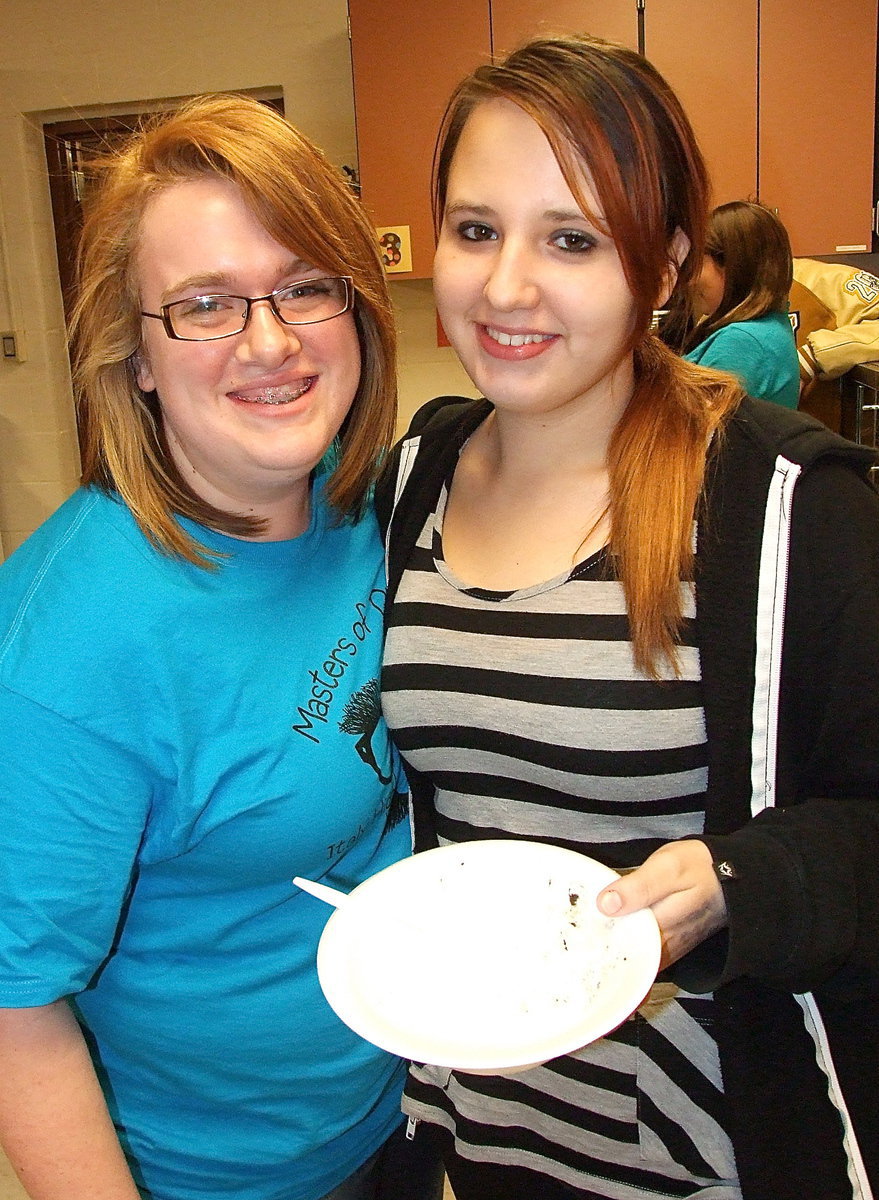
[0,0,470,560]
[391,279,479,433]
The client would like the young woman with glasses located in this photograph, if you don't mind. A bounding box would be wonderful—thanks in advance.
[0,95,442,1200]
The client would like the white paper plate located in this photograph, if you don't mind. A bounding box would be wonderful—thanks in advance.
[316,840,661,1071]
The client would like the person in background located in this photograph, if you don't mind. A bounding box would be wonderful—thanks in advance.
[376,35,879,1200]
[0,96,442,1200]
[663,199,800,408]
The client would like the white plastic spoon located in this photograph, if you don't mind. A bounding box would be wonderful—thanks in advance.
[294,874,425,937]
[294,876,349,908]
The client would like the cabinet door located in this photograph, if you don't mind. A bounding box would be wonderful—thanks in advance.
[348,0,490,278]
[491,0,638,56]
[644,0,758,207]
[759,0,877,255]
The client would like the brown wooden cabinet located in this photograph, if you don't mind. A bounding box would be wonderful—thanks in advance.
[347,0,490,278]
[348,0,877,277]
[491,0,638,57]
[759,0,877,255]
[644,0,759,207]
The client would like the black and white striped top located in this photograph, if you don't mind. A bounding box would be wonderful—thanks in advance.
[382,483,742,1199]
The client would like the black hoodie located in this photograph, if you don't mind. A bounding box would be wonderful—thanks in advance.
[376,394,879,1200]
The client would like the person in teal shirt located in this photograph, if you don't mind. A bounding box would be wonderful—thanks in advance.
[665,200,800,408]
[0,96,442,1200]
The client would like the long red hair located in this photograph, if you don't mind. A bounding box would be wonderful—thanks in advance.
[433,36,743,676]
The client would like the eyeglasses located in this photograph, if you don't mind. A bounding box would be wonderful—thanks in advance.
[140,276,354,342]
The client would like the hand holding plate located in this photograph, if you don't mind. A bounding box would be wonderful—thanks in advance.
[596,840,728,969]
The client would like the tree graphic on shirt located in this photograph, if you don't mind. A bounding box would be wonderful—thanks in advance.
[339,678,393,784]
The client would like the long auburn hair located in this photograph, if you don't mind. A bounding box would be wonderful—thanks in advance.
[71,93,397,565]
[680,200,794,352]
[433,35,744,676]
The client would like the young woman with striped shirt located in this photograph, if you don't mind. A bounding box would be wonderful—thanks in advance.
[376,35,879,1200]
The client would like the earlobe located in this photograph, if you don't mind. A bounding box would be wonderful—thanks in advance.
[657,228,692,307]
[134,351,155,394]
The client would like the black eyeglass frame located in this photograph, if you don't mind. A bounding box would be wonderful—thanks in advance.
[140,275,354,342]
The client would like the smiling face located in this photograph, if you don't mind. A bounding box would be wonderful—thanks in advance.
[135,176,361,536]
[433,98,640,428]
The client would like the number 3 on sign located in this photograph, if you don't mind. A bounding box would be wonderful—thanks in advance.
[376,225,412,273]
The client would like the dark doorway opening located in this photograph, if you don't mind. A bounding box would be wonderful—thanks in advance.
[42,96,285,452]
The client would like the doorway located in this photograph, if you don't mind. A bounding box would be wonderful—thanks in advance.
[42,97,285,451]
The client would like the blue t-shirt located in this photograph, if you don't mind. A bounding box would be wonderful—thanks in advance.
[685,310,800,408]
[0,484,410,1200]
